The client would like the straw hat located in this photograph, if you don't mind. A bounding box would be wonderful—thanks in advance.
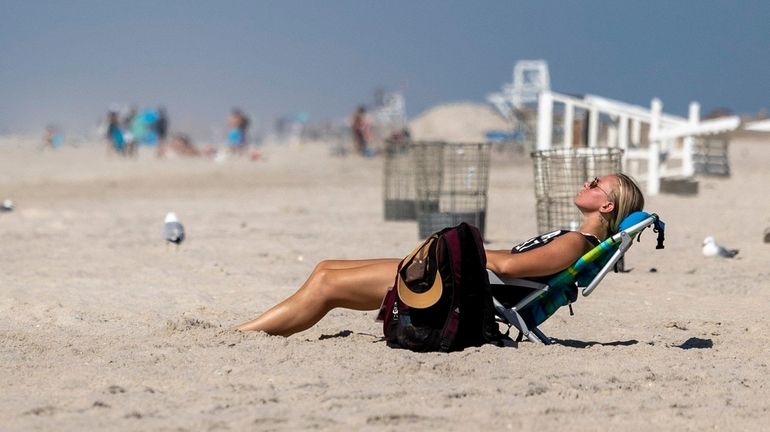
[397,238,443,309]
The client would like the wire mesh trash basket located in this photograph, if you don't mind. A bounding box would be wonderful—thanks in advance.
[383,138,417,220]
[532,147,623,233]
[413,141,492,239]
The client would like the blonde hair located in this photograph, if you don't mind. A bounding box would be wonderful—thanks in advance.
[606,173,645,234]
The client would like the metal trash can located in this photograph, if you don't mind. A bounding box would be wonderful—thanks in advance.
[383,138,417,220]
[413,141,491,239]
[532,147,623,233]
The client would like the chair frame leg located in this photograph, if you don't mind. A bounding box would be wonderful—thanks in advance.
[531,327,551,345]
[494,297,551,345]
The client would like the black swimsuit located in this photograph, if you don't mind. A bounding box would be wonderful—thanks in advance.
[511,229,600,254]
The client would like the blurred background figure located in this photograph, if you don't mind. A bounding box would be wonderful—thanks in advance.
[121,106,138,156]
[226,108,250,155]
[42,125,64,150]
[130,109,159,151]
[168,133,201,157]
[106,111,126,156]
[384,127,411,155]
[351,105,372,157]
[154,106,169,157]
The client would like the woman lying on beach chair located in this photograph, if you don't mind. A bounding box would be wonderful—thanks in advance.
[489,210,664,344]
[237,173,645,337]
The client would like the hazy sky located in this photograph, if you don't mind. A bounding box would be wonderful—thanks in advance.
[1,0,768,137]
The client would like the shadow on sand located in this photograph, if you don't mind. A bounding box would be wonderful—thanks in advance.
[549,338,639,348]
[318,330,353,340]
[675,337,713,349]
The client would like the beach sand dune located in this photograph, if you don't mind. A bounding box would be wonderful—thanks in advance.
[2,134,770,431]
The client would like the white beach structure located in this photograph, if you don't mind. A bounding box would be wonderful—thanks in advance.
[488,60,762,195]
[745,119,770,132]
[371,90,407,136]
[487,60,551,119]
[486,60,550,148]
[535,92,741,194]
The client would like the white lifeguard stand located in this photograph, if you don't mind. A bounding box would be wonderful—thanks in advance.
[487,60,550,121]
[487,60,551,146]
[510,60,550,109]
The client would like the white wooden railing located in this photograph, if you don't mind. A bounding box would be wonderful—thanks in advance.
[536,91,741,195]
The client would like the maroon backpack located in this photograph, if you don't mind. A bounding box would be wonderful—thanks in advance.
[377,223,505,352]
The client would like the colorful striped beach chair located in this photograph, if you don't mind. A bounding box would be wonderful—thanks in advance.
[489,211,665,344]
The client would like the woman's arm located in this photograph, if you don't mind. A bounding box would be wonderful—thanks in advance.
[486,232,591,278]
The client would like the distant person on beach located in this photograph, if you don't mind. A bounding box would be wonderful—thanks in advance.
[154,107,169,157]
[351,105,372,157]
[122,106,138,157]
[227,109,249,155]
[238,174,645,336]
[42,125,64,150]
[168,133,201,157]
[106,111,126,155]
[384,127,411,154]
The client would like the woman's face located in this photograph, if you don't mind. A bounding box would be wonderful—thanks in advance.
[574,175,618,211]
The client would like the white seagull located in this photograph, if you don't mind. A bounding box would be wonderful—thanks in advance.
[1,199,14,212]
[702,236,738,258]
[164,212,185,247]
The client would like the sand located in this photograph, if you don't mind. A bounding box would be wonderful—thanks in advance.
[2,132,770,431]
[409,102,509,143]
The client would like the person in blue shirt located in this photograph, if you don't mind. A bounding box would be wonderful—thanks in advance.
[106,111,125,155]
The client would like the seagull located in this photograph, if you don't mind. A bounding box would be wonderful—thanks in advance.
[1,199,14,212]
[702,236,738,258]
[164,212,185,248]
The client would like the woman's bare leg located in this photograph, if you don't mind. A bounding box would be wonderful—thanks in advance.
[237,258,399,336]
[311,258,397,270]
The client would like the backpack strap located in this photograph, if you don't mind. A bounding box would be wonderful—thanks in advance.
[440,306,460,351]
[437,230,463,351]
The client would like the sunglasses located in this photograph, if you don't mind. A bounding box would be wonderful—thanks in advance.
[589,177,611,197]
